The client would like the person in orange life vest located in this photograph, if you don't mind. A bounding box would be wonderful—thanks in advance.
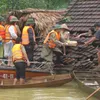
[12,37,30,85]
[39,24,69,65]
[4,16,18,66]
[22,18,36,63]
[0,16,6,65]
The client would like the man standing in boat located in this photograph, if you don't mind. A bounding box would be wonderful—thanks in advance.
[12,37,30,85]
[22,17,37,65]
[38,24,69,65]
[4,16,18,66]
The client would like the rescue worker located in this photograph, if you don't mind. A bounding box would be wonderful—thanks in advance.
[4,16,18,66]
[0,16,6,65]
[22,17,36,63]
[12,37,30,85]
[39,24,69,65]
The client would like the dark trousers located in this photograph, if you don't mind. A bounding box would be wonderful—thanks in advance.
[24,44,34,61]
[14,62,26,79]
[53,51,63,64]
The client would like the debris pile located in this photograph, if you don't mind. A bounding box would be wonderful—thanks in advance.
[53,37,98,73]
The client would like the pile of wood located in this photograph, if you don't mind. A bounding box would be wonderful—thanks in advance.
[8,8,66,36]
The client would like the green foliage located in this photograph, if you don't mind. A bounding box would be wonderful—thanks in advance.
[0,0,7,14]
[0,0,72,14]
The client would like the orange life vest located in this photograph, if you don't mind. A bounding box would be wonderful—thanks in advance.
[0,24,5,39]
[12,44,26,62]
[5,25,17,43]
[22,26,35,45]
[44,30,60,48]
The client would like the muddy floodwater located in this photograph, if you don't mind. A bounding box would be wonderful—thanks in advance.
[0,81,97,100]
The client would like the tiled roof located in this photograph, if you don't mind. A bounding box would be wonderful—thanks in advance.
[66,0,100,33]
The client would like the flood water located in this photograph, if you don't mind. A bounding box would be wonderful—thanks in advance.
[0,81,97,100]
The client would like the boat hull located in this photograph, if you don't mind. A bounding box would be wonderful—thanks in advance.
[0,74,72,88]
[73,71,100,99]
[0,67,50,79]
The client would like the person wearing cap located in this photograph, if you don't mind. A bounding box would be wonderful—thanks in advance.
[22,17,36,63]
[0,16,6,65]
[4,16,18,66]
[39,24,69,65]
[12,37,30,85]
[84,22,100,65]
[7,16,21,37]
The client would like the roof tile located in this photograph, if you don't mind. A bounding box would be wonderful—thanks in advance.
[65,0,100,32]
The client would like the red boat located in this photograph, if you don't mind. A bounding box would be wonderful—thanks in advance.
[0,67,50,79]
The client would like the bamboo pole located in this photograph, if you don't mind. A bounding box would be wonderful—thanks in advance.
[86,87,100,100]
